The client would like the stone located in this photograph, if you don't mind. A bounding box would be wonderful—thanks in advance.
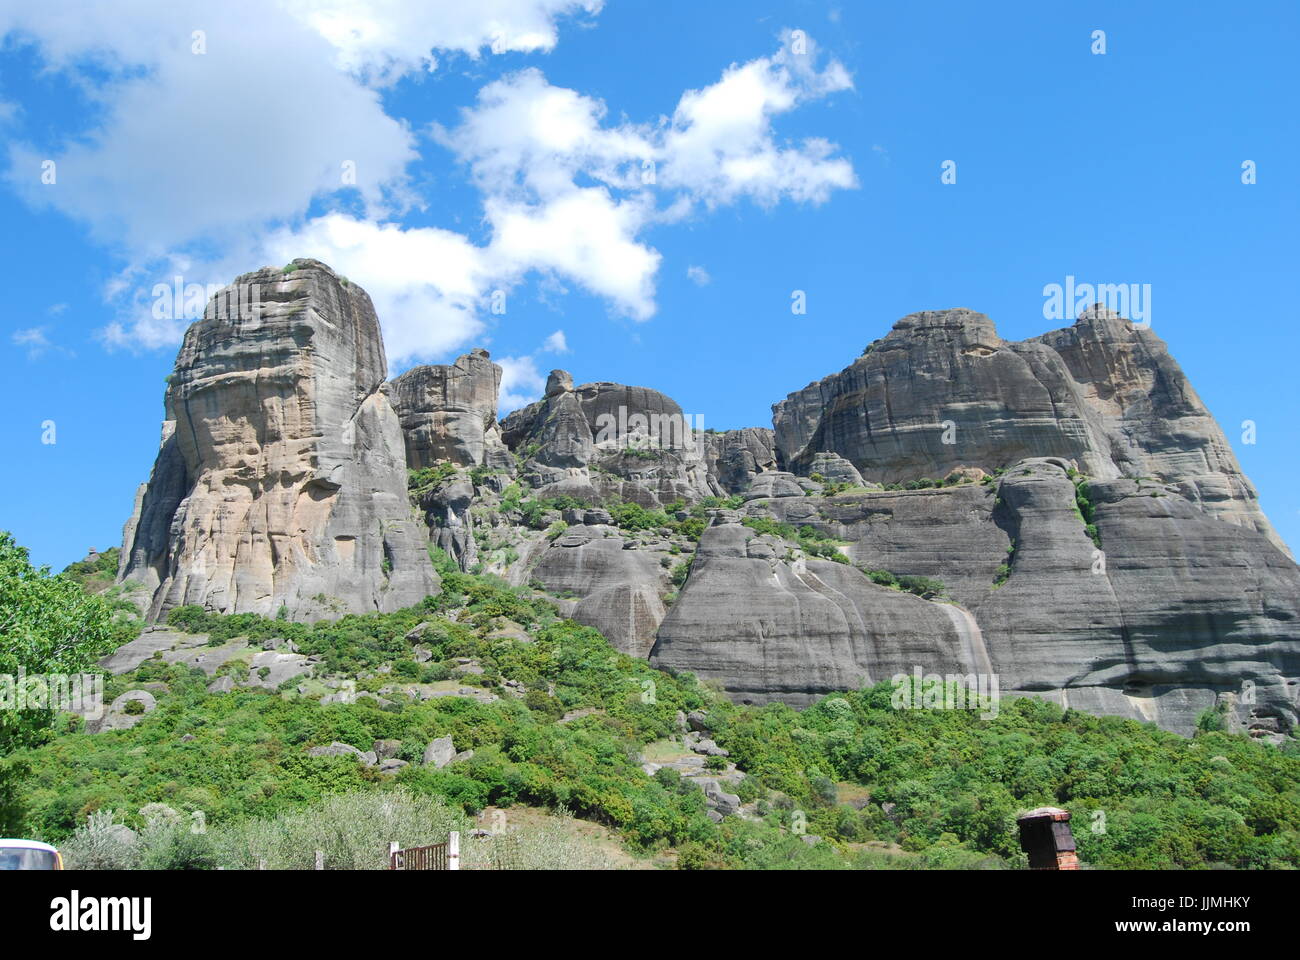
[389,348,513,470]
[703,428,778,494]
[422,736,456,768]
[378,758,409,774]
[372,739,401,760]
[528,526,668,657]
[308,741,364,759]
[87,690,158,733]
[118,260,438,622]
[772,307,1288,556]
[501,375,718,507]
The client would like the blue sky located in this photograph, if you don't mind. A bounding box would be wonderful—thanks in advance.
[1,0,1297,570]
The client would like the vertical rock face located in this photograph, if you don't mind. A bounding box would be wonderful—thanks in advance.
[650,519,979,705]
[500,372,718,506]
[772,307,1287,556]
[702,428,778,494]
[663,457,1300,734]
[389,349,513,470]
[119,260,437,622]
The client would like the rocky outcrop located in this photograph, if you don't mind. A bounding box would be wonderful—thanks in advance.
[526,523,671,657]
[702,428,778,494]
[772,306,1288,556]
[118,260,437,622]
[501,372,718,507]
[664,457,1300,733]
[389,349,513,470]
[650,518,980,706]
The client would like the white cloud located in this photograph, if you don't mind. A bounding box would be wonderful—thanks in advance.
[12,325,71,359]
[542,329,568,353]
[686,265,711,286]
[496,353,546,413]
[658,32,856,207]
[3,2,417,256]
[3,10,854,365]
[281,0,604,83]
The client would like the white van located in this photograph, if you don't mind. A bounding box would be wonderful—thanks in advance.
[0,839,63,870]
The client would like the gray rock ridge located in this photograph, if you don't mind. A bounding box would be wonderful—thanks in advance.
[389,348,513,470]
[702,428,778,494]
[771,307,1289,557]
[500,372,719,507]
[682,457,1300,733]
[650,520,978,706]
[118,259,437,622]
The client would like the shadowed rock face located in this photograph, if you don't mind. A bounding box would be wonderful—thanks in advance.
[650,520,980,706]
[389,349,513,470]
[118,260,437,622]
[681,458,1300,734]
[772,307,1288,557]
[702,428,778,494]
[501,372,718,507]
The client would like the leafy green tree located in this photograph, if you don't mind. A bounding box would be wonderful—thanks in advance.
[0,532,130,831]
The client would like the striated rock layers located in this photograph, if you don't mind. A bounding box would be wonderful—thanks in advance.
[501,370,719,507]
[118,260,437,622]
[773,307,1287,556]
[655,457,1300,735]
[114,265,1298,737]
[389,348,513,470]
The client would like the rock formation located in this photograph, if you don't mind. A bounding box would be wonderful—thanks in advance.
[772,306,1288,556]
[501,372,718,507]
[658,457,1300,734]
[389,348,513,470]
[118,260,437,622]
[113,262,1298,737]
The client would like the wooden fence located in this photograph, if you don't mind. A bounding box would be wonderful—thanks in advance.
[389,832,459,870]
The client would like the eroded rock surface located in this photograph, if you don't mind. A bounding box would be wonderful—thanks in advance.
[118,260,437,621]
[773,307,1288,556]
[501,373,717,507]
[389,348,513,470]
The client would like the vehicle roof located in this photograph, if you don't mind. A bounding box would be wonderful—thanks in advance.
[0,839,59,852]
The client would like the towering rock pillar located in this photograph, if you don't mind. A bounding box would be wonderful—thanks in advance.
[389,348,514,470]
[119,259,438,622]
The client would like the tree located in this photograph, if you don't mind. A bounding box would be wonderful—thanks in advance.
[0,532,130,831]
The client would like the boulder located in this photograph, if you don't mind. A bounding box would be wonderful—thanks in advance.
[422,736,456,768]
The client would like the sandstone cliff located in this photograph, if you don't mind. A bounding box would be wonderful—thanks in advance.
[501,370,719,507]
[119,260,437,621]
[389,348,513,470]
[772,307,1288,556]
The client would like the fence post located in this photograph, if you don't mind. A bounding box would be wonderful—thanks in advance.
[448,831,460,871]
[389,841,399,870]
[315,849,324,871]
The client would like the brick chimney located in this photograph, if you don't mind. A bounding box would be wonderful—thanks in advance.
[1017,807,1078,870]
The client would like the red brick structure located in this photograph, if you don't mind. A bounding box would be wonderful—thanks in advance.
[1017,807,1078,870]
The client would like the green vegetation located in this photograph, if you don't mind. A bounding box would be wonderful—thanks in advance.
[61,547,121,595]
[860,568,948,599]
[1,533,141,832]
[1072,477,1102,547]
[708,687,1300,869]
[8,531,1300,870]
[408,462,459,496]
[741,516,849,563]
